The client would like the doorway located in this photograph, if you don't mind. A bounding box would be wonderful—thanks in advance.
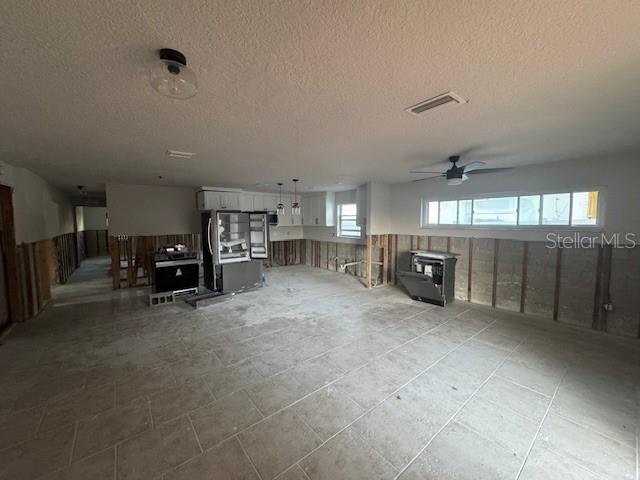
[0,184,19,330]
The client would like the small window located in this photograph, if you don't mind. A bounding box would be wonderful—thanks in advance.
[421,190,600,229]
[518,195,540,225]
[458,200,472,224]
[472,197,518,226]
[337,203,361,238]
[571,191,598,226]
[427,201,439,225]
[439,201,457,224]
[542,193,570,225]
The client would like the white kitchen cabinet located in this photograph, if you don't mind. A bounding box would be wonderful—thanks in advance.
[262,194,279,212]
[251,193,278,212]
[197,190,240,211]
[301,192,335,226]
[239,193,254,211]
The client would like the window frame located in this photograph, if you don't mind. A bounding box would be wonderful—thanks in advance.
[337,203,362,238]
[420,189,605,231]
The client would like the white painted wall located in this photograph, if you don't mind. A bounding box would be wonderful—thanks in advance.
[0,161,74,244]
[388,154,640,241]
[106,184,199,236]
[75,206,85,232]
[367,182,392,235]
[82,207,107,230]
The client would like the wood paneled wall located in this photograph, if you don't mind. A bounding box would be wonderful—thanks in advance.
[268,239,386,285]
[12,233,77,321]
[389,234,640,339]
[109,234,201,289]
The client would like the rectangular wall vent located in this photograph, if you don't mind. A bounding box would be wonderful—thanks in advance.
[406,91,467,116]
[166,150,195,159]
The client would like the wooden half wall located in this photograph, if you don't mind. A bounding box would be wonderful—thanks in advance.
[109,234,201,289]
[268,238,387,286]
[12,232,78,322]
[390,234,640,339]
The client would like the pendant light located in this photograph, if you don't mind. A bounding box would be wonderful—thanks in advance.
[150,48,198,100]
[276,183,285,215]
[291,179,301,216]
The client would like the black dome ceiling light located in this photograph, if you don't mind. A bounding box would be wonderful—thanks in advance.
[149,48,198,100]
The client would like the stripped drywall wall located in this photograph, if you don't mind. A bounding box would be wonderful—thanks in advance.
[390,234,640,339]
[266,239,382,284]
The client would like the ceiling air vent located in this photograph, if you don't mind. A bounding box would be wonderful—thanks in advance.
[406,91,467,116]
[166,150,194,159]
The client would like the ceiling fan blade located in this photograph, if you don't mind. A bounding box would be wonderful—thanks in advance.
[412,175,444,183]
[409,170,444,174]
[461,161,486,172]
[466,167,512,175]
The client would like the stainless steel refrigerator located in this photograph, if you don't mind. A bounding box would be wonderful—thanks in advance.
[201,210,268,292]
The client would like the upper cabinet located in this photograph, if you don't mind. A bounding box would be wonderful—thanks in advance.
[198,190,281,212]
[197,190,240,211]
[253,193,279,212]
[301,192,335,226]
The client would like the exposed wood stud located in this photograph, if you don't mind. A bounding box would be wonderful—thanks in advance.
[552,247,563,321]
[491,239,499,307]
[520,242,529,313]
[467,238,473,301]
[592,244,605,330]
[598,244,613,332]
[367,235,373,288]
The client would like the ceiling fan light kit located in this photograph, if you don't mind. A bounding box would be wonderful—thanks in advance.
[411,155,510,185]
[150,48,198,99]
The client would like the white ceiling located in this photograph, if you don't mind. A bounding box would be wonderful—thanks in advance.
[1,0,639,194]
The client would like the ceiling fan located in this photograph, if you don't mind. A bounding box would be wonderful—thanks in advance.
[411,155,511,185]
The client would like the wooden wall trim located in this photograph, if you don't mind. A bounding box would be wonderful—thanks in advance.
[552,247,563,321]
[520,242,529,313]
[491,239,499,307]
[467,238,473,302]
[592,245,605,330]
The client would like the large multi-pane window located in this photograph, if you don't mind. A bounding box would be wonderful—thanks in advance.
[423,191,600,228]
[337,203,361,237]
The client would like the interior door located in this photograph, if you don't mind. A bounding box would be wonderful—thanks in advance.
[0,187,13,331]
[0,239,9,330]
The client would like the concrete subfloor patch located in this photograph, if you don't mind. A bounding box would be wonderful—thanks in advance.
[0,261,638,480]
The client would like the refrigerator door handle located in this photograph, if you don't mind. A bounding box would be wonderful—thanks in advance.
[207,217,213,256]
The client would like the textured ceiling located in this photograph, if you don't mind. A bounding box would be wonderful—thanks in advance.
[1,0,639,194]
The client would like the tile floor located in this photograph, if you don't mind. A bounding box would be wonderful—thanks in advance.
[0,259,638,480]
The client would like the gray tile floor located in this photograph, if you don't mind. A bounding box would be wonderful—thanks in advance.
[0,258,638,480]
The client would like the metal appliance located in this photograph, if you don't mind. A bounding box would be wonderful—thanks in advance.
[249,212,269,259]
[397,250,458,306]
[201,210,269,293]
[152,245,199,295]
